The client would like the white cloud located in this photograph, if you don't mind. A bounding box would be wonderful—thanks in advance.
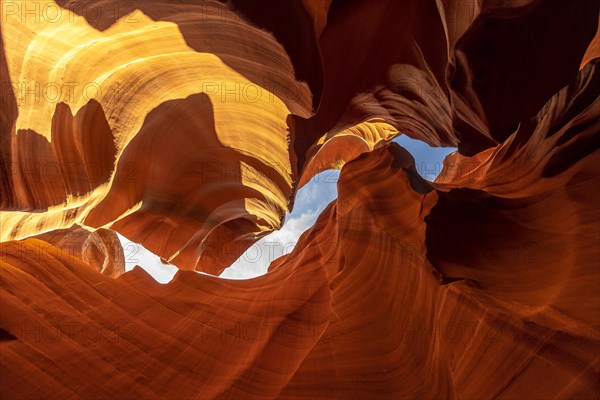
[219,209,320,279]
[221,170,340,279]
[118,233,178,284]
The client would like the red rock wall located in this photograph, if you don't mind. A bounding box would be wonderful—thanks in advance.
[1,0,599,398]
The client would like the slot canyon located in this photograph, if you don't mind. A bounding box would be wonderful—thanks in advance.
[1,0,599,398]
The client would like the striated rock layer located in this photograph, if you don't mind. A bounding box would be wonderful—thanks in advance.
[1,0,599,399]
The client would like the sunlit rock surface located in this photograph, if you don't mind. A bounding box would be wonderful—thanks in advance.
[1,0,599,398]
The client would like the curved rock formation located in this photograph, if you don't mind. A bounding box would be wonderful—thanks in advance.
[33,225,126,277]
[1,0,312,274]
[1,0,599,398]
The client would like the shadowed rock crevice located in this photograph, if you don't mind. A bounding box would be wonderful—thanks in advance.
[0,1,599,398]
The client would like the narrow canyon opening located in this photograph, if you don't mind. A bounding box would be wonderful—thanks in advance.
[117,135,456,282]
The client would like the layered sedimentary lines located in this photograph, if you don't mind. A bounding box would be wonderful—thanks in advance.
[1,0,312,274]
[1,0,599,399]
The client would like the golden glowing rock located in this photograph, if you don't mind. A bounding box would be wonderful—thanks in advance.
[2,0,312,274]
[0,0,598,398]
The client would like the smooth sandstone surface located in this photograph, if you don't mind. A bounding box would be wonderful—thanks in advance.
[1,0,599,398]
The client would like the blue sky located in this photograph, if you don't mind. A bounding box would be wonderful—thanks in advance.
[120,135,457,281]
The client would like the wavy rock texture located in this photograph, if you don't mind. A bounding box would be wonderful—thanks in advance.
[1,0,313,274]
[1,0,599,399]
